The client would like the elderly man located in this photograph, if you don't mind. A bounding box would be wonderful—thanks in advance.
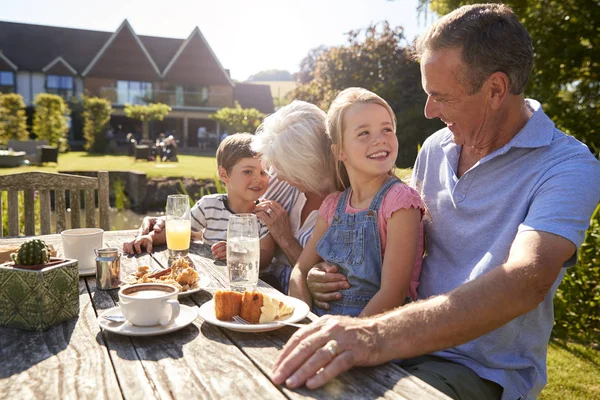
[271,4,600,399]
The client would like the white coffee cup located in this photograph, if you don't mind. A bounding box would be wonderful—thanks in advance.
[61,228,104,273]
[118,283,180,326]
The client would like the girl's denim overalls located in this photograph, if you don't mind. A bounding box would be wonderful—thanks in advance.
[314,176,400,317]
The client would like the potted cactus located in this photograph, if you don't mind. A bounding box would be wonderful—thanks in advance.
[0,239,79,331]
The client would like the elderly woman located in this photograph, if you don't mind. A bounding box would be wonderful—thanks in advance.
[253,100,337,293]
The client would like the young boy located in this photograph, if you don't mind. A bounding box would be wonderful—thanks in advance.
[123,133,276,268]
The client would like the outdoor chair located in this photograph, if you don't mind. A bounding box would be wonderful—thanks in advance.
[134,145,150,161]
[0,171,110,236]
[39,145,59,164]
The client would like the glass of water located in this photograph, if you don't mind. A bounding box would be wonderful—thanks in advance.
[166,194,191,258]
[227,214,260,292]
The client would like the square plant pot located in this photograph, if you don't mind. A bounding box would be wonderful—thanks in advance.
[0,258,80,331]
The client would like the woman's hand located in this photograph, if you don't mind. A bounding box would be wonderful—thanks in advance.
[307,263,350,310]
[211,241,227,260]
[254,200,294,243]
[271,315,384,389]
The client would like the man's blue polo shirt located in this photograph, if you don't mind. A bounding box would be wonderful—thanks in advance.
[411,99,600,400]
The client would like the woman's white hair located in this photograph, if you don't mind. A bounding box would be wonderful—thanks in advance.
[252,100,336,196]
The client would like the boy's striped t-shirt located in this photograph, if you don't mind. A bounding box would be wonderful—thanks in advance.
[189,194,268,245]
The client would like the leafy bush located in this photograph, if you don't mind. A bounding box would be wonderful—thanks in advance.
[553,203,600,344]
[0,93,29,144]
[83,96,113,151]
[210,102,264,135]
[32,94,70,146]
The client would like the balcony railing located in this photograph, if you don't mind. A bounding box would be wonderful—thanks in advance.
[98,87,231,108]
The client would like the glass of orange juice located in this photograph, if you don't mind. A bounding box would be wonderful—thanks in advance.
[166,194,191,258]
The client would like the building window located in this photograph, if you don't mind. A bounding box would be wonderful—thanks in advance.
[0,71,15,94]
[117,81,152,104]
[46,75,74,99]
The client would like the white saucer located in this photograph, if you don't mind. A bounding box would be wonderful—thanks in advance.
[199,295,310,333]
[79,267,96,277]
[98,304,198,336]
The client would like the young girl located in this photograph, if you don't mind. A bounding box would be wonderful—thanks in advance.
[288,88,425,317]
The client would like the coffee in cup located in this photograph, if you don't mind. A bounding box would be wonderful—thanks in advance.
[118,283,180,326]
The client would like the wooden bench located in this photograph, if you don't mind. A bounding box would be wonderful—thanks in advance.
[0,171,110,236]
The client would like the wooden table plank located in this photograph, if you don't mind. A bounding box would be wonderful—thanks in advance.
[99,234,287,399]
[1,231,449,400]
[0,278,122,399]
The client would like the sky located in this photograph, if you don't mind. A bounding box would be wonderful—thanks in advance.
[1,0,437,81]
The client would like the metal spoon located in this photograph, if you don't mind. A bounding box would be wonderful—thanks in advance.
[102,315,126,323]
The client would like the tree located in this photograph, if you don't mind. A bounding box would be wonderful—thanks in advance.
[124,103,171,140]
[418,0,600,156]
[0,93,29,144]
[32,94,70,146]
[290,22,443,167]
[82,96,113,152]
[210,102,264,134]
[294,45,327,84]
[247,70,293,81]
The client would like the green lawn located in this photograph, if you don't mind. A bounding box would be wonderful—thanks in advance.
[0,152,414,181]
[542,341,600,399]
[0,152,220,179]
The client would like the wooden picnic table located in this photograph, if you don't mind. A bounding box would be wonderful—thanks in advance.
[0,230,449,399]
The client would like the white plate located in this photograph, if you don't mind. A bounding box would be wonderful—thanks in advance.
[122,273,211,298]
[98,304,198,336]
[177,274,211,297]
[199,295,310,333]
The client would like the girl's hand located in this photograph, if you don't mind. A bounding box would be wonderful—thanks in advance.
[254,200,293,241]
[211,241,227,260]
[123,234,154,254]
[307,263,350,310]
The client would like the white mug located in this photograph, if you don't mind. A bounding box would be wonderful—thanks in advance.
[61,228,104,273]
[118,283,180,327]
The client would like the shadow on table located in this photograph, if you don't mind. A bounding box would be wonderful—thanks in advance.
[0,317,77,378]
[95,323,201,361]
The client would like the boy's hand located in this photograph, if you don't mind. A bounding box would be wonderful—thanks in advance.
[123,234,154,255]
[138,217,165,236]
[211,241,227,260]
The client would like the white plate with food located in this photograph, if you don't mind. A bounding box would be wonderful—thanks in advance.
[123,258,210,297]
[98,305,198,336]
[199,291,310,333]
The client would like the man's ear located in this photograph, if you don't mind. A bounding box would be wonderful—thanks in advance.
[487,71,509,110]
[217,166,229,184]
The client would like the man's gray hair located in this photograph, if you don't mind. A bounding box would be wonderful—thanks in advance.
[415,3,533,95]
[252,100,336,196]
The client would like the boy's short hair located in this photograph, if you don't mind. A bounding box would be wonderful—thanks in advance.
[216,133,256,173]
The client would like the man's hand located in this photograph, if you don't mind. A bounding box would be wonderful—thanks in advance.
[123,234,153,254]
[271,315,384,389]
[211,241,227,260]
[307,263,350,310]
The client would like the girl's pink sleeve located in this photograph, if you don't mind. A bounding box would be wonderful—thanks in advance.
[318,192,343,224]
[382,184,426,220]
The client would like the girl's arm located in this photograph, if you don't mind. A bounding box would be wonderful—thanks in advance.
[359,207,421,317]
[288,216,329,305]
[259,233,276,270]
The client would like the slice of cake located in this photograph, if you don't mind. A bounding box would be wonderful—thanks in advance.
[214,290,295,324]
[214,290,243,321]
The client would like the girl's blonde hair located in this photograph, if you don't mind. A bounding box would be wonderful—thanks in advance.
[252,100,336,196]
[327,87,397,190]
